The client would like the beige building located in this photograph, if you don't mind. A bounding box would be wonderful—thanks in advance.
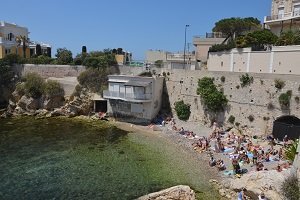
[0,21,30,58]
[103,75,164,123]
[264,0,300,35]
[193,32,227,62]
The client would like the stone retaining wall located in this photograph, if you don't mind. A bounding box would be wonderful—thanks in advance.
[164,69,300,135]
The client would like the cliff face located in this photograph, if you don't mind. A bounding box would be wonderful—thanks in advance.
[162,69,300,135]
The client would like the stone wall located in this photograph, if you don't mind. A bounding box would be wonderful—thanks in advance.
[13,64,86,78]
[165,69,300,135]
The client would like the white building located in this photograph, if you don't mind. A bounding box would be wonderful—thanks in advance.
[264,0,300,35]
[0,21,30,58]
[29,41,52,57]
[103,75,164,123]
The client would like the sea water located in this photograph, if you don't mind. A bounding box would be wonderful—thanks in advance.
[0,117,219,200]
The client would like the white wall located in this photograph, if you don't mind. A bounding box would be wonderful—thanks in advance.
[207,45,300,75]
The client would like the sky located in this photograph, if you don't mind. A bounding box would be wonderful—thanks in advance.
[2,0,271,60]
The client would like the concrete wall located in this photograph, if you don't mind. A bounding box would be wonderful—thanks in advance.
[208,46,300,75]
[145,50,167,63]
[13,64,86,78]
[150,76,164,119]
[164,69,300,135]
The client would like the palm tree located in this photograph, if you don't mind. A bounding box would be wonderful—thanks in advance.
[16,35,29,58]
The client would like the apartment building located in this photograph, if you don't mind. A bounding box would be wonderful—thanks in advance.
[264,0,300,35]
[193,32,227,62]
[103,75,164,123]
[0,21,30,58]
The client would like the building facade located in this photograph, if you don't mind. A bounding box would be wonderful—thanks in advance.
[193,32,227,62]
[29,41,51,57]
[0,21,30,58]
[103,75,164,123]
[264,0,300,35]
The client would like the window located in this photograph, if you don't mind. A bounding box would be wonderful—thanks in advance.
[278,7,284,19]
[5,48,11,55]
[294,5,300,16]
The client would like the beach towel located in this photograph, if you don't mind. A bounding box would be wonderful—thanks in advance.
[224,147,234,153]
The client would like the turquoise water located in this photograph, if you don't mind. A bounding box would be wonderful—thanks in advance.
[0,117,219,199]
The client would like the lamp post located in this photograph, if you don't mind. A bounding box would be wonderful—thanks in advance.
[183,24,190,69]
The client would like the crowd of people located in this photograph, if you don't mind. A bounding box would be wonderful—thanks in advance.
[152,117,293,177]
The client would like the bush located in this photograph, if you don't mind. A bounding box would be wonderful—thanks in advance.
[23,73,45,98]
[274,79,285,89]
[209,43,235,52]
[228,115,235,124]
[279,92,292,109]
[2,54,25,65]
[295,96,300,104]
[15,82,25,96]
[240,73,253,87]
[44,80,64,97]
[284,139,299,161]
[220,76,226,83]
[236,85,240,89]
[77,68,108,93]
[248,115,254,122]
[197,77,228,112]
[281,174,300,200]
[174,100,191,121]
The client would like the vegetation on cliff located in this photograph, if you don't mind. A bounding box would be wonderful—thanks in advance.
[174,100,191,121]
[197,77,228,112]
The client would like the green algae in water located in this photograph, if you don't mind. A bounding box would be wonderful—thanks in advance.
[0,117,219,199]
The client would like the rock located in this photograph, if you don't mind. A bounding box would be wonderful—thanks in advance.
[44,96,65,110]
[137,185,196,200]
[218,189,226,197]
[228,169,292,200]
[17,96,42,111]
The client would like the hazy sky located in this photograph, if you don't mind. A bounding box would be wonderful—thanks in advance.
[2,0,271,59]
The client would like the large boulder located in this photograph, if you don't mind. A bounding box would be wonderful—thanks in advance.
[17,95,43,111]
[44,96,65,110]
[225,169,292,200]
[137,185,196,200]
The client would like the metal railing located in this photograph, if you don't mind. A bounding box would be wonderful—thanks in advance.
[193,32,227,39]
[265,11,300,21]
[103,90,152,100]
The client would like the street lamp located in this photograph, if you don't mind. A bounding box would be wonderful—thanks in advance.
[183,24,190,69]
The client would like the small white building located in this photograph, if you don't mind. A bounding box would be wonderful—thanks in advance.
[103,75,164,123]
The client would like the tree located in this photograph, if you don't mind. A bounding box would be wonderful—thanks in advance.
[16,35,30,58]
[237,29,278,49]
[82,46,87,54]
[276,30,300,46]
[36,44,42,56]
[212,17,261,43]
[44,80,64,98]
[77,68,108,93]
[55,48,73,65]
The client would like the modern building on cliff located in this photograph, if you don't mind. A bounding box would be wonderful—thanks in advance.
[0,21,51,59]
[103,75,164,123]
[264,0,300,35]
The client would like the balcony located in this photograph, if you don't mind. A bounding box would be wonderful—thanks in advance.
[166,53,195,61]
[103,90,152,102]
[265,11,300,23]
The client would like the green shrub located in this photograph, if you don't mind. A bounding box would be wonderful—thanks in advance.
[240,73,253,87]
[274,79,285,89]
[23,73,45,98]
[197,77,228,112]
[284,139,299,161]
[248,115,254,122]
[236,85,240,89]
[2,54,25,65]
[209,43,235,52]
[78,68,108,93]
[174,100,191,121]
[235,122,240,127]
[220,76,226,83]
[44,80,64,97]
[15,82,25,96]
[279,92,292,109]
[281,174,300,200]
[228,115,235,124]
